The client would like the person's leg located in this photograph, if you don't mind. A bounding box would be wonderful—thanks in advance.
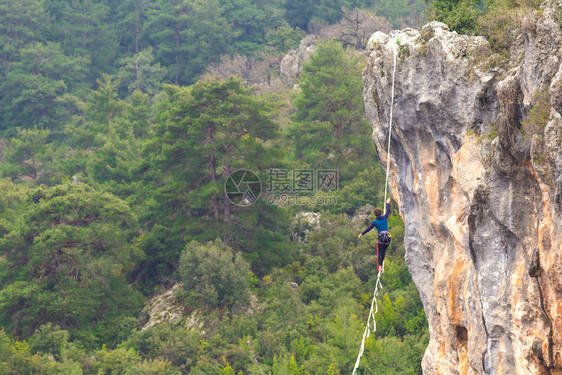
[376,243,380,271]
[378,243,389,268]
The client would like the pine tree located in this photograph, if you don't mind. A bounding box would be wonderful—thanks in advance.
[0,0,50,69]
[0,182,144,346]
[0,42,88,130]
[117,48,166,96]
[143,0,231,85]
[116,0,152,55]
[57,0,119,81]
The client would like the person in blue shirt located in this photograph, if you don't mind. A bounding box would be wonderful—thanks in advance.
[358,198,392,273]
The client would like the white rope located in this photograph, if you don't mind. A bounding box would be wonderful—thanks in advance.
[352,269,383,375]
[352,34,398,375]
[383,36,398,215]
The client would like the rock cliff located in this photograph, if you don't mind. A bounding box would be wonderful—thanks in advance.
[363,2,562,374]
[280,35,317,83]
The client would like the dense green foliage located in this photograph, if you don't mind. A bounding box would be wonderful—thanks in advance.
[285,0,425,30]
[0,0,425,108]
[178,240,253,309]
[424,0,542,44]
[425,0,482,35]
[0,181,144,347]
[0,0,430,373]
[292,40,367,162]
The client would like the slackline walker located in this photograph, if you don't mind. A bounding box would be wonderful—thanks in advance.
[352,33,398,375]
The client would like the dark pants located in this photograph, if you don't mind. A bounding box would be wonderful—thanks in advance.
[377,242,389,267]
[376,233,391,267]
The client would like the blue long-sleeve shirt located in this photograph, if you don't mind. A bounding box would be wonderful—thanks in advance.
[361,203,390,235]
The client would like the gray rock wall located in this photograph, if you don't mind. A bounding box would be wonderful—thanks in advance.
[362,2,562,373]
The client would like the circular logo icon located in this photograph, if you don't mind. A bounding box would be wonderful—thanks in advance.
[224,169,261,207]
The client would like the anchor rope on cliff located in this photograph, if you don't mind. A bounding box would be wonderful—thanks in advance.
[382,35,397,216]
[352,33,398,375]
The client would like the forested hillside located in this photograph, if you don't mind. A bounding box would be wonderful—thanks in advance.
[0,0,430,373]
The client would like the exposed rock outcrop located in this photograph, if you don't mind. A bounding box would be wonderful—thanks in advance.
[280,35,317,83]
[351,204,376,224]
[141,283,185,331]
[141,283,263,333]
[363,2,562,374]
[290,212,321,243]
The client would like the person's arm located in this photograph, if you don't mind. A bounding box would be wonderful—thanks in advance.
[358,222,375,238]
[382,202,391,219]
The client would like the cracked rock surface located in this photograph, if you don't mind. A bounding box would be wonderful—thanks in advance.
[363,2,562,373]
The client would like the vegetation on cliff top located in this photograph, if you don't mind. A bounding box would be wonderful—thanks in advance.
[425,0,544,56]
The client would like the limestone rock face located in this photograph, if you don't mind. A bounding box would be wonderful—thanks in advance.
[363,2,562,374]
[141,284,185,331]
[280,35,317,83]
[141,283,263,333]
